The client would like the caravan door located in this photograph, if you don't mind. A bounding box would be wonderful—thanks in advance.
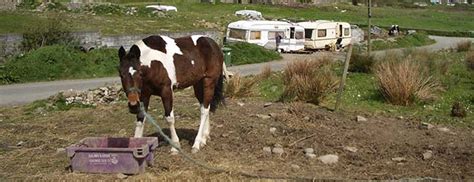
[288,27,297,51]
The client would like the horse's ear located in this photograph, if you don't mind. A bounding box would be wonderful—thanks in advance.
[129,45,141,59]
[118,46,126,60]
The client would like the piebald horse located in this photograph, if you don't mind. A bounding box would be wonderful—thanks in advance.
[118,35,224,154]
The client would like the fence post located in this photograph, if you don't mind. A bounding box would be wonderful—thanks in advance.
[335,44,353,111]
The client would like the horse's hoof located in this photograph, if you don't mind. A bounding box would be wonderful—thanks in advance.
[191,148,199,154]
[200,140,207,147]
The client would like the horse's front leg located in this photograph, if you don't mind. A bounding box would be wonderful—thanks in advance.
[161,88,180,155]
[134,94,150,138]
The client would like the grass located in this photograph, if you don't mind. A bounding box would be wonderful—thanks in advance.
[371,32,436,51]
[0,45,118,84]
[0,2,473,36]
[225,42,281,65]
[257,50,474,127]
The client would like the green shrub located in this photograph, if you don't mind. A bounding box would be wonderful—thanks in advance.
[17,0,40,9]
[225,42,282,65]
[349,49,376,73]
[21,16,77,52]
[281,57,338,105]
[0,45,117,84]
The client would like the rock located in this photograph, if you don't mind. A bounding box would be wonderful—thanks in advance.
[274,144,282,148]
[290,164,300,169]
[344,146,358,153]
[356,115,367,122]
[304,148,314,154]
[407,30,416,35]
[268,113,278,118]
[256,114,271,120]
[391,157,406,162]
[263,102,272,107]
[318,154,339,164]
[237,102,245,106]
[423,150,433,160]
[272,147,284,155]
[269,127,277,134]
[305,153,317,159]
[303,116,310,121]
[16,141,25,147]
[56,148,66,154]
[421,122,434,130]
[397,116,404,120]
[263,147,272,155]
[116,173,128,179]
[437,127,450,133]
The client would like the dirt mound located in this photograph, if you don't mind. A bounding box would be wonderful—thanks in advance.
[0,90,472,180]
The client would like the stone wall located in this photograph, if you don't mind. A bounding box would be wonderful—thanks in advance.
[0,30,223,61]
[0,0,22,10]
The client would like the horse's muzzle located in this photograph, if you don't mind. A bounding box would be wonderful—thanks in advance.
[128,101,140,114]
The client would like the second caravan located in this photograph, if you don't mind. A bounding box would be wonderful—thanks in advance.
[298,21,351,50]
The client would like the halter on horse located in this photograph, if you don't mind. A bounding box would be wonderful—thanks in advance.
[118,35,225,154]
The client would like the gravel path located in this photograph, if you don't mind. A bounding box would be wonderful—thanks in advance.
[0,35,472,106]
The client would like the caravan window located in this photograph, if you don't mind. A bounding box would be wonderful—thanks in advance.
[229,28,246,40]
[268,31,284,40]
[250,31,261,40]
[317,29,327,37]
[305,29,313,39]
[344,28,350,36]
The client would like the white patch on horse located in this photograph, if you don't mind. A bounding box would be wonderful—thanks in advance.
[192,104,210,153]
[134,37,184,88]
[191,60,195,66]
[128,66,136,76]
[161,36,183,55]
[191,35,204,46]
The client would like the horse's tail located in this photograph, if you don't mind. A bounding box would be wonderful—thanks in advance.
[210,73,225,113]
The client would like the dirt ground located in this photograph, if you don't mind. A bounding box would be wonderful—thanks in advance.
[0,89,473,180]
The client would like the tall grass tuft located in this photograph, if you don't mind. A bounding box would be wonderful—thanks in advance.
[281,57,338,105]
[257,64,272,80]
[374,57,441,106]
[349,49,376,73]
[456,40,472,52]
[466,50,474,71]
[224,73,259,99]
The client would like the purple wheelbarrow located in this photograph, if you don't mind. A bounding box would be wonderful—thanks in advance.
[66,137,158,174]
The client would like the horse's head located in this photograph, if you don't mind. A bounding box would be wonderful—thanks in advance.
[118,45,143,114]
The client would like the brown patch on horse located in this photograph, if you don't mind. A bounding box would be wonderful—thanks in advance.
[143,36,167,53]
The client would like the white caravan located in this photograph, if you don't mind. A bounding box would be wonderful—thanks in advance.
[226,20,305,52]
[298,20,351,50]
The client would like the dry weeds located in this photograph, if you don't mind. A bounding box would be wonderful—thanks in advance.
[374,57,442,105]
[456,40,472,52]
[224,73,258,98]
[281,57,338,105]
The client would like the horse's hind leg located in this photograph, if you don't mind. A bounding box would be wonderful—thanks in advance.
[192,78,215,153]
[161,88,180,155]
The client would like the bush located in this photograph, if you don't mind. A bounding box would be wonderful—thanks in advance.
[21,16,77,52]
[466,51,474,71]
[349,49,376,73]
[0,45,117,84]
[281,57,338,105]
[225,42,282,65]
[224,73,258,99]
[456,40,472,52]
[374,58,441,106]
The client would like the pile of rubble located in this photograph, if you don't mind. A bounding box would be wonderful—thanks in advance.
[58,84,124,106]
